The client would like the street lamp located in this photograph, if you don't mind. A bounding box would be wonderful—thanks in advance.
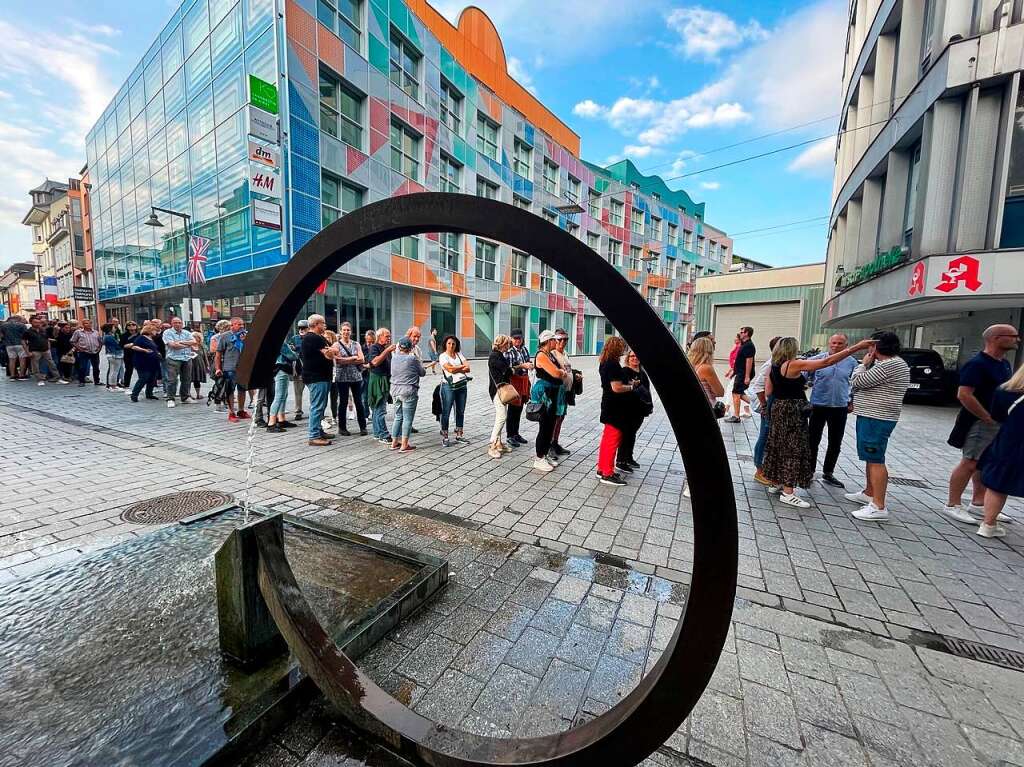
[145,206,197,327]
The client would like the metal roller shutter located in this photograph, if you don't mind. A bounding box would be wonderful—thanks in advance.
[712,302,802,361]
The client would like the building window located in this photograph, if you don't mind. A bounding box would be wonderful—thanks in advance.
[567,221,579,239]
[607,238,622,266]
[668,257,678,279]
[511,249,529,287]
[439,79,462,135]
[684,229,693,250]
[652,216,663,240]
[512,195,531,211]
[389,30,419,99]
[587,187,600,217]
[668,222,678,243]
[587,232,600,251]
[903,142,921,247]
[391,236,419,260]
[629,245,642,271]
[610,200,624,227]
[439,232,460,271]
[321,172,363,228]
[696,235,705,256]
[475,238,497,281]
[510,304,527,334]
[542,209,557,225]
[439,152,461,193]
[566,175,581,205]
[319,68,363,149]
[476,177,498,199]
[476,113,499,161]
[317,0,361,51]
[538,261,554,292]
[630,208,644,234]
[513,138,532,179]
[646,287,656,304]
[542,159,558,194]
[389,119,420,180]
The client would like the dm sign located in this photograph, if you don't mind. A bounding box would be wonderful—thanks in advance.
[248,75,278,115]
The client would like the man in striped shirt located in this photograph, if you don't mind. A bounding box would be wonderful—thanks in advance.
[843,331,911,522]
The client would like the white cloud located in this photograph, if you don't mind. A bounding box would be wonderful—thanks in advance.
[670,150,699,175]
[787,136,837,175]
[573,99,607,118]
[700,181,721,190]
[623,144,660,159]
[74,22,121,37]
[507,56,538,95]
[666,6,767,60]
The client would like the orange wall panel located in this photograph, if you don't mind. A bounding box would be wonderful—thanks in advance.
[318,25,345,74]
[286,0,316,51]
[413,290,430,327]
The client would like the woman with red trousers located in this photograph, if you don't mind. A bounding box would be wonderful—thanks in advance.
[596,336,636,487]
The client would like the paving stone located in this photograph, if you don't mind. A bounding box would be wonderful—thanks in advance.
[529,598,578,636]
[556,623,607,671]
[531,658,590,719]
[587,654,643,706]
[736,639,790,692]
[605,619,651,666]
[742,680,803,749]
[414,669,486,726]
[900,707,986,767]
[789,673,855,737]
[504,626,562,678]
[686,691,746,760]
[471,665,541,731]
[394,634,462,687]
[450,631,513,681]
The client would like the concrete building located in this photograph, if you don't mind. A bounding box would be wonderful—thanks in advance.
[83,0,731,355]
[730,253,773,272]
[695,263,863,360]
[823,0,1024,368]
[0,262,42,319]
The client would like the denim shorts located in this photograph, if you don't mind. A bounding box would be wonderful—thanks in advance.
[856,416,897,463]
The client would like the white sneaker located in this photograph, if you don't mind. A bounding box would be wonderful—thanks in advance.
[37,381,45,386]
[853,503,890,521]
[940,505,977,525]
[977,522,1006,538]
[167,400,176,408]
[968,503,1012,524]
[546,452,560,467]
[843,491,872,505]
[779,493,810,508]
[683,484,691,498]
[767,485,782,495]
[533,457,554,473]
[57,379,70,385]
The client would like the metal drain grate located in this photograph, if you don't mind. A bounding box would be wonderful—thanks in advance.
[120,491,234,524]
[888,476,930,488]
[939,637,1024,671]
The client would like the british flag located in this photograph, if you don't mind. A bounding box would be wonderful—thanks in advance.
[188,235,210,285]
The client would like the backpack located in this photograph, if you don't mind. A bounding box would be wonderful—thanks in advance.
[207,373,230,406]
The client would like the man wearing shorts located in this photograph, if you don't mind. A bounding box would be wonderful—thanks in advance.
[724,326,755,423]
[3,315,29,379]
[941,325,1018,524]
[843,332,911,521]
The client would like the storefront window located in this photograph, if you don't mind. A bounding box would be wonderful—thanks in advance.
[1002,85,1024,247]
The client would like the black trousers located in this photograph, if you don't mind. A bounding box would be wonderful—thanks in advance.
[255,378,276,421]
[535,403,558,458]
[506,403,524,439]
[808,405,848,475]
[619,425,639,463]
[121,356,134,389]
[334,380,367,430]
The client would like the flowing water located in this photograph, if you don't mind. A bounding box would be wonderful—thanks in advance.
[241,388,264,525]
[0,509,426,767]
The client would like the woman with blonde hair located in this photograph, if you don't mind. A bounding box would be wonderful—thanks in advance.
[596,336,637,486]
[487,335,515,458]
[976,362,1024,537]
[687,336,724,409]
[762,335,874,507]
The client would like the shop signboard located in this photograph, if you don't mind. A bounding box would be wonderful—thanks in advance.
[247,105,279,144]
[249,163,282,200]
[252,199,282,230]
[248,75,279,115]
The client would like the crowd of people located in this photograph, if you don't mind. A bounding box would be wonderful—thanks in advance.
[696,322,1021,536]
[3,312,1021,519]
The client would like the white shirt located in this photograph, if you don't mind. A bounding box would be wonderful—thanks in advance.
[439,352,468,384]
[748,359,772,413]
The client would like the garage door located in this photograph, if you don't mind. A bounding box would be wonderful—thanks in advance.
[712,302,801,361]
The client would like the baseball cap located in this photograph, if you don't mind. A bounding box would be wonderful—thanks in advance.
[554,329,569,340]
[510,328,524,339]
[397,336,413,351]
[297,319,309,328]
[538,329,556,343]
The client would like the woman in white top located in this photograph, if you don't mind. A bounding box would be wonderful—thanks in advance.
[438,334,471,447]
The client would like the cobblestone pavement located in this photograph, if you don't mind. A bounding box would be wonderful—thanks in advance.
[3,360,1024,765]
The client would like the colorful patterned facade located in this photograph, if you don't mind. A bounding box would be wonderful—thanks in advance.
[85,0,732,356]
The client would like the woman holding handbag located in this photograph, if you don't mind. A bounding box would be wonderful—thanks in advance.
[487,335,518,458]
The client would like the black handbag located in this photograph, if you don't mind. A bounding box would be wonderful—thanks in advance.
[572,370,583,396]
[947,408,977,449]
[525,401,545,422]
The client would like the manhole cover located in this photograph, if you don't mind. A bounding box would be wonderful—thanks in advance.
[120,491,234,524]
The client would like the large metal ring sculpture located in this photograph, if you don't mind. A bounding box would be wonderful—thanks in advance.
[236,193,737,766]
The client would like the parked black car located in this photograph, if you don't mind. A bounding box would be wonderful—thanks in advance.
[898,348,952,402]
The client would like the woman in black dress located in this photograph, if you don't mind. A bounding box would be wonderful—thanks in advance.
[618,350,652,473]
[977,365,1024,538]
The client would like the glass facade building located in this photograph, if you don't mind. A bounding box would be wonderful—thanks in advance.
[86,0,732,355]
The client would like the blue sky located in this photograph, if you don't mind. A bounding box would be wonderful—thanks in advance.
[0,0,845,270]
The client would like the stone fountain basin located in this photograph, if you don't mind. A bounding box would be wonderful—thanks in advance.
[0,506,447,767]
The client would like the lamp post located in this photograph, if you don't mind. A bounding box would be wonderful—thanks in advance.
[145,206,196,327]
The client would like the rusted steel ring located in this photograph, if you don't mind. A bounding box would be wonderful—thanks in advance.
[238,193,737,766]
